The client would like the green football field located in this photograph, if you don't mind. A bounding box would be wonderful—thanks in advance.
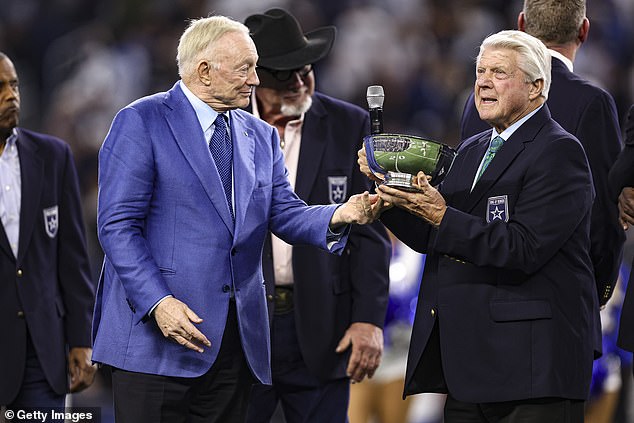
[374,139,441,175]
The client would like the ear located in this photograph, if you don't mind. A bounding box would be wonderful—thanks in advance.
[197,60,212,86]
[528,78,544,100]
[578,17,589,44]
[517,12,526,32]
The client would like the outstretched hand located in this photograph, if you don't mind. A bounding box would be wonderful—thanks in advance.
[154,297,211,353]
[330,191,391,228]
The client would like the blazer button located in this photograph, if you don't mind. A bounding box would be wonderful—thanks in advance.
[222,284,231,293]
[17,311,25,318]
[16,268,23,277]
[431,308,436,318]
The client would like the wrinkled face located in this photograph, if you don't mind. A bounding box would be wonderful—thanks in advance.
[474,47,536,133]
[255,64,315,117]
[203,31,259,111]
[0,57,20,138]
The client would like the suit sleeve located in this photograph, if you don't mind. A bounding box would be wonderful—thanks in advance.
[575,92,625,302]
[58,143,95,347]
[433,137,593,272]
[609,105,634,196]
[97,107,172,320]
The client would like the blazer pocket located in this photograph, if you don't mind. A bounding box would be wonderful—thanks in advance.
[489,300,551,322]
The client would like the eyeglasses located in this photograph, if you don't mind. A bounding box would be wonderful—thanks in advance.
[258,64,313,82]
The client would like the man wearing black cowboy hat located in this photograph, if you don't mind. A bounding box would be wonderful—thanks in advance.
[244,8,391,423]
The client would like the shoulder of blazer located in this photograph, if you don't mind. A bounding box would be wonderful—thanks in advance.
[16,128,69,157]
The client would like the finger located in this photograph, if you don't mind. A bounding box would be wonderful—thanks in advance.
[174,334,206,353]
[336,333,351,353]
[180,322,211,347]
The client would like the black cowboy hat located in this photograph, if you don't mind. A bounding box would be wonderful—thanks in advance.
[245,8,336,71]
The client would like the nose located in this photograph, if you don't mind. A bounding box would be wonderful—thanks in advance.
[248,68,259,86]
[287,71,305,88]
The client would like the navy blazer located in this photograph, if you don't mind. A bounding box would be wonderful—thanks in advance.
[0,129,94,404]
[461,57,624,305]
[384,106,600,402]
[259,92,391,381]
[611,105,634,352]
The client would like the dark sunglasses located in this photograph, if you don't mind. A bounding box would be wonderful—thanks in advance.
[258,64,313,82]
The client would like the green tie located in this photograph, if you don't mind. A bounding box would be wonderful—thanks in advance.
[475,136,504,182]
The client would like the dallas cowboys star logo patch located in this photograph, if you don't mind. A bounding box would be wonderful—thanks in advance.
[487,195,509,223]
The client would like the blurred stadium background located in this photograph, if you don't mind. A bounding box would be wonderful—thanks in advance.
[1,0,632,422]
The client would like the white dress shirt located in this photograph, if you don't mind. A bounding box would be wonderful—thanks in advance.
[0,129,21,257]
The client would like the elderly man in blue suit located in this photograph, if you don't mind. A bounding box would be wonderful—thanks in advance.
[359,30,599,422]
[92,15,381,423]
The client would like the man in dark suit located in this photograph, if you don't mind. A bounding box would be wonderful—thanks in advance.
[93,15,381,423]
[360,30,599,422]
[460,0,624,307]
[0,52,96,412]
[611,105,634,370]
[243,9,391,423]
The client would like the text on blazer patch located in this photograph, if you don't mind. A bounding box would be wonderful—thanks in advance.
[487,195,509,223]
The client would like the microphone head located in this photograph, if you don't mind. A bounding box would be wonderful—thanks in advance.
[366,85,385,109]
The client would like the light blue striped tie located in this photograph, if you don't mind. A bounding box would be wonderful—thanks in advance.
[475,135,504,182]
[209,114,234,221]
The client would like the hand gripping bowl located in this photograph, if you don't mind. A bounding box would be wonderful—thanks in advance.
[364,133,456,190]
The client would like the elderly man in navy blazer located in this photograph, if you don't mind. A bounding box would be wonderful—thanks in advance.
[0,52,96,412]
[360,30,599,422]
[93,15,381,423]
[461,0,624,307]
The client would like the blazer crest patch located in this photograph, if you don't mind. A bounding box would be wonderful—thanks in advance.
[43,205,59,238]
[487,195,509,223]
[328,176,347,204]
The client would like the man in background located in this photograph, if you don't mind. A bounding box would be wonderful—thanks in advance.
[244,8,391,423]
[461,0,624,307]
[0,52,96,414]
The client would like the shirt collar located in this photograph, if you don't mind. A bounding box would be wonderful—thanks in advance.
[549,49,573,72]
[3,128,18,149]
[492,104,544,142]
[179,80,226,132]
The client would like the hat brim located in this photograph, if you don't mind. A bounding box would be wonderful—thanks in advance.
[257,27,336,70]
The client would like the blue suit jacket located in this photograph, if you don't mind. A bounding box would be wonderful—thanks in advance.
[461,57,624,305]
[0,129,94,404]
[257,92,391,381]
[92,82,347,383]
[384,106,600,402]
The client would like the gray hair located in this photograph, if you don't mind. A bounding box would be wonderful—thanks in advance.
[523,0,586,45]
[176,16,249,78]
[477,30,551,100]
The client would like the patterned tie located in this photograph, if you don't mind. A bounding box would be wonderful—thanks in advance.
[209,113,234,220]
[475,135,504,182]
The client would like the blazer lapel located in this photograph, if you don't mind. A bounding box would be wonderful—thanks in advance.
[465,106,551,212]
[0,219,13,260]
[16,130,44,263]
[295,97,328,199]
[448,134,490,211]
[164,83,234,234]
[230,110,256,235]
